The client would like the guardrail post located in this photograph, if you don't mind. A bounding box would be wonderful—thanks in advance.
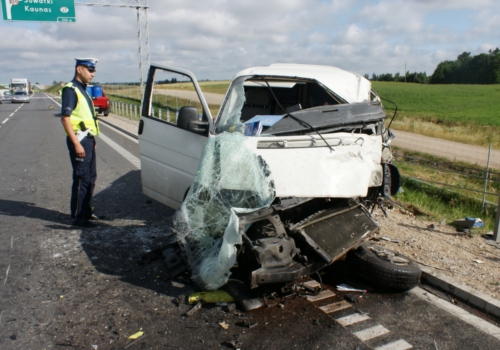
[134,105,138,120]
[167,109,170,122]
[482,143,492,212]
[159,109,162,120]
[494,195,500,242]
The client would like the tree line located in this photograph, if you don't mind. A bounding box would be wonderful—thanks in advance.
[430,48,500,84]
[367,72,429,83]
[365,48,500,84]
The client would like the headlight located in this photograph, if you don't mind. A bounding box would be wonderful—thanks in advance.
[381,146,393,162]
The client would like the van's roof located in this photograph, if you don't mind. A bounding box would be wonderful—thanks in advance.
[234,64,372,104]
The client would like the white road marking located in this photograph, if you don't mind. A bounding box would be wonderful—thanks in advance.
[99,133,141,169]
[354,324,390,341]
[306,289,336,302]
[375,339,413,350]
[9,113,14,117]
[318,300,352,313]
[44,93,61,106]
[2,118,9,124]
[411,287,500,341]
[335,313,371,327]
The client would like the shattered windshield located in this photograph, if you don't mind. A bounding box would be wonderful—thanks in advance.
[215,75,349,136]
[173,132,276,290]
[215,76,247,134]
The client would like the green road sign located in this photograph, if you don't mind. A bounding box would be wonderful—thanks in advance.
[2,0,76,22]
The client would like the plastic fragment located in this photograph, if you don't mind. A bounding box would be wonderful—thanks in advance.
[128,331,144,340]
[218,321,230,330]
[188,290,235,304]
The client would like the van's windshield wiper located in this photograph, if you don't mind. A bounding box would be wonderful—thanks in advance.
[258,77,335,152]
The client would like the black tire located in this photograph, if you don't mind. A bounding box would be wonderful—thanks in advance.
[103,109,109,116]
[347,243,421,291]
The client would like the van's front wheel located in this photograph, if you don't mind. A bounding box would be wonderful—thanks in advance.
[347,243,421,291]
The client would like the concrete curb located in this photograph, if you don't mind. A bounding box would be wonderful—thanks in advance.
[420,267,500,319]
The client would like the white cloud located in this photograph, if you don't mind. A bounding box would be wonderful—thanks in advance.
[0,0,498,84]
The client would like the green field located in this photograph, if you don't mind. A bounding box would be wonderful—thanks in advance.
[372,82,500,126]
[200,81,500,127]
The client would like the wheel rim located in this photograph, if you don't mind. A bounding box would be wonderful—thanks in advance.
[367,245,412,266]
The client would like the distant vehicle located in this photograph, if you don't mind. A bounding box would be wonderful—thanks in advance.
[86,85,110,116]
[1,91,13,103]
[12,91,30,103]
[10,78,31,94]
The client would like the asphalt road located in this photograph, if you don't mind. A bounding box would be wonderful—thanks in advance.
[1,93,499,349]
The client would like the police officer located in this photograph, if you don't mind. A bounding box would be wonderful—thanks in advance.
[61,58,101,228]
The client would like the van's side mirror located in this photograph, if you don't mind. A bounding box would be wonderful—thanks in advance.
[177,106,208,135]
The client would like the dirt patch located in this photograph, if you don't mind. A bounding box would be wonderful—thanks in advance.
[373,208,500,298]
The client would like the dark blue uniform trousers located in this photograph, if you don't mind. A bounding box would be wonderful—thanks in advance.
[67,136,96,223]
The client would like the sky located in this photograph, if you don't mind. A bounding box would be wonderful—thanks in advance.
[1,0,499,85]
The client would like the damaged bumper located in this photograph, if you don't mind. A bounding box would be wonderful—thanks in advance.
[238,198,379,288]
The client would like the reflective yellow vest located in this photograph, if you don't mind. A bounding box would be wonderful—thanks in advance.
[61,82,100,136]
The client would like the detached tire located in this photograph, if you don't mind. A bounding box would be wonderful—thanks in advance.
[347,243,421,291]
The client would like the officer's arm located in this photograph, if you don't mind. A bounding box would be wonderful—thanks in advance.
[61,115,85,158]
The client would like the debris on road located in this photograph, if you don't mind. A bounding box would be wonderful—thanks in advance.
[345,293,363,303]
[337,283,367,293]
[185,302,202,317]
[218,321,230,330]
[124,332,147,349]
[128,331,144,340]
[188,290,234,304]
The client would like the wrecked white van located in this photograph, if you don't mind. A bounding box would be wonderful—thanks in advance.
[138,64,419,297]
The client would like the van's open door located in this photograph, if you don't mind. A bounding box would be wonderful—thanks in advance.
[138,64,213,210]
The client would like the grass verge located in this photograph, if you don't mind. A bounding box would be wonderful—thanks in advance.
[392,148,499,232]
[394,178,496,232]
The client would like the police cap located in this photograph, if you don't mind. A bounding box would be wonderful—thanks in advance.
[75,58,98,72]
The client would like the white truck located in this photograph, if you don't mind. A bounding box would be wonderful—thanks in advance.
[10,78,30,94]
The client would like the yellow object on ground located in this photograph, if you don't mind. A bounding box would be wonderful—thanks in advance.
[188,290,234,304]
[128,331,144,340]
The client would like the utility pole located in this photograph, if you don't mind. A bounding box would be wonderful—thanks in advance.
[404,61,407,83]
[75,0,150,98]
